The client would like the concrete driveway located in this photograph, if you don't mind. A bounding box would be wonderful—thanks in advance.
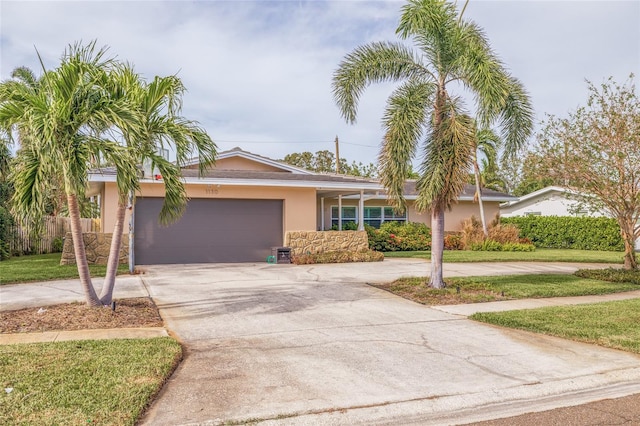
[137,259,640,425]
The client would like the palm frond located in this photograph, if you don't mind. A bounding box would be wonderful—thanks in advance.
[499,76,534,158]
[332,41,426,123]
[416,100,475,211]
[379,79,435,211]
[151,154,187,226]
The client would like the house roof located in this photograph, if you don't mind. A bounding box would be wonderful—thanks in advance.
[88,148,517,202]
[183,147,314,175]
[500,186,577,208]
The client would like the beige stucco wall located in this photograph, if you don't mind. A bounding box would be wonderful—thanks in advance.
[101,182,317,240]
[319,198,500,232]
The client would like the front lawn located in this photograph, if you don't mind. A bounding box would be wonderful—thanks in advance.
[375,274,639,305]
[383,248,625,264]
[1,253,130,285]
[471,299,640,354]
[0,338,182,425]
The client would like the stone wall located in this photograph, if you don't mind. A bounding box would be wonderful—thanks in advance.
[60,233,129,265]
[285,230,369,256]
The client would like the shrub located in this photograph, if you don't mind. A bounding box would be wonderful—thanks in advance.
[575,268,640,284]
[365,222,431,252]
[444,233,464,250]
[0,206,13,260]
[501,216,624,251]
[470,239,535,252]
[461,215,522,250]
[331,221,358,231]
[292,249,384,265]
[52,237,64,253]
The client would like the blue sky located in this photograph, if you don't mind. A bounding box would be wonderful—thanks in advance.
[1,0,639,165]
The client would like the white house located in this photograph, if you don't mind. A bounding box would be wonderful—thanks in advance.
[500,186,640,250]
[500,186,608,218]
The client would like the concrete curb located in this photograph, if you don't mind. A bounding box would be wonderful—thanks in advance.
[0,327,169,345]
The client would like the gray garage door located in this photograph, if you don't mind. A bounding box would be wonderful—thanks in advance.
[134,198,283,264]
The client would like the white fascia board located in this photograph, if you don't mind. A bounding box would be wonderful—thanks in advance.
[89,173,382,191]
[88,173,117,182]
[342,194,516,202]
[182,176,382,190]
[504,186,577,207]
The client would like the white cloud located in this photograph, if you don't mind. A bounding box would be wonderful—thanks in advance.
[1,0,639,164]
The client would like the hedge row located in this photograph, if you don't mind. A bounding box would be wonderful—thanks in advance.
[501,216,623,251]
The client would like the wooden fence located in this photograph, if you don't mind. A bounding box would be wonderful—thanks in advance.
[9,216,101,255]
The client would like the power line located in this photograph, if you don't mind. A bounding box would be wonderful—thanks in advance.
[215,139,378,148]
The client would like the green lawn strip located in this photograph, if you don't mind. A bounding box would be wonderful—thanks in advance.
[0,338,182,425]
[379,274,639,305]
[383,248,624,264]
[1,254,130,285]
[471,299,640,354]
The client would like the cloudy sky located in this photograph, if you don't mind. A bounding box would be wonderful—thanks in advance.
[1,0,639,166]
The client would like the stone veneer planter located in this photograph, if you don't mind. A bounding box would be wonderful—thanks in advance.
[285,230,368,256]
[60,233,129,265]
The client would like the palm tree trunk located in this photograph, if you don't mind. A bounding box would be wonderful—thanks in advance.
[99,199,127,305]
[429,205,446,288]
[67,193,101,306]
[473,153,488,237]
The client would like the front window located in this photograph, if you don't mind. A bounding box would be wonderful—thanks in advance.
[331,205,407,229]
[332,206,357,228]
[383,207,406,224]
[364,206,382,228]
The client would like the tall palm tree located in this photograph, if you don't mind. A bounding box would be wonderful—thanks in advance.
[471,125,501,236]
[99,66,216,305]
[0,42,141,306]
[332,0,532,287]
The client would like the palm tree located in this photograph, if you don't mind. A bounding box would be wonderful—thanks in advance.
[99,66,216,306]
[471,125,501,236]
[0,42,141,306]
[332,0,532,288]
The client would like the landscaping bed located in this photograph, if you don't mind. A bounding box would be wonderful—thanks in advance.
[0,298,163,334]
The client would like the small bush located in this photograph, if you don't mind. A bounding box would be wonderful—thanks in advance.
[292,249,384,265]
[461,215,523,251]
[470,239,536,252]
[365,222,431,252]
[444,233,464,250]
[331,221,358,231]
[51,237,64,253]
[575,268,640,285]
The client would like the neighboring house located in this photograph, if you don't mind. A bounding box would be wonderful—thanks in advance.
[500,185,640,250]
[500,186,608,218]
[88,147,516,265]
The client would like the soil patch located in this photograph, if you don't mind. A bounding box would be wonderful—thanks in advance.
[0,298,163,333]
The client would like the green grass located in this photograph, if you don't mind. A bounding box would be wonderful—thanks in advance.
[383,248,625,263]
[378,274,639,306]
[0,338,182,425]
[471,298,640,353]
[1,253,130,285]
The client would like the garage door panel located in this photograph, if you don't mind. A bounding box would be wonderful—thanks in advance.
[135,198,283,264]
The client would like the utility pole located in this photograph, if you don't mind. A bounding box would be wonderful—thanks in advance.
[335,135,340,174]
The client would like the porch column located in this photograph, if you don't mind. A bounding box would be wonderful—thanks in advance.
[338,195,342,230]
[358,190,364,231]
[320,197,325,231]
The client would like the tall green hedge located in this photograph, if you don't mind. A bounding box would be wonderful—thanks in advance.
[0,205,13,260]
[501,216,624,251]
